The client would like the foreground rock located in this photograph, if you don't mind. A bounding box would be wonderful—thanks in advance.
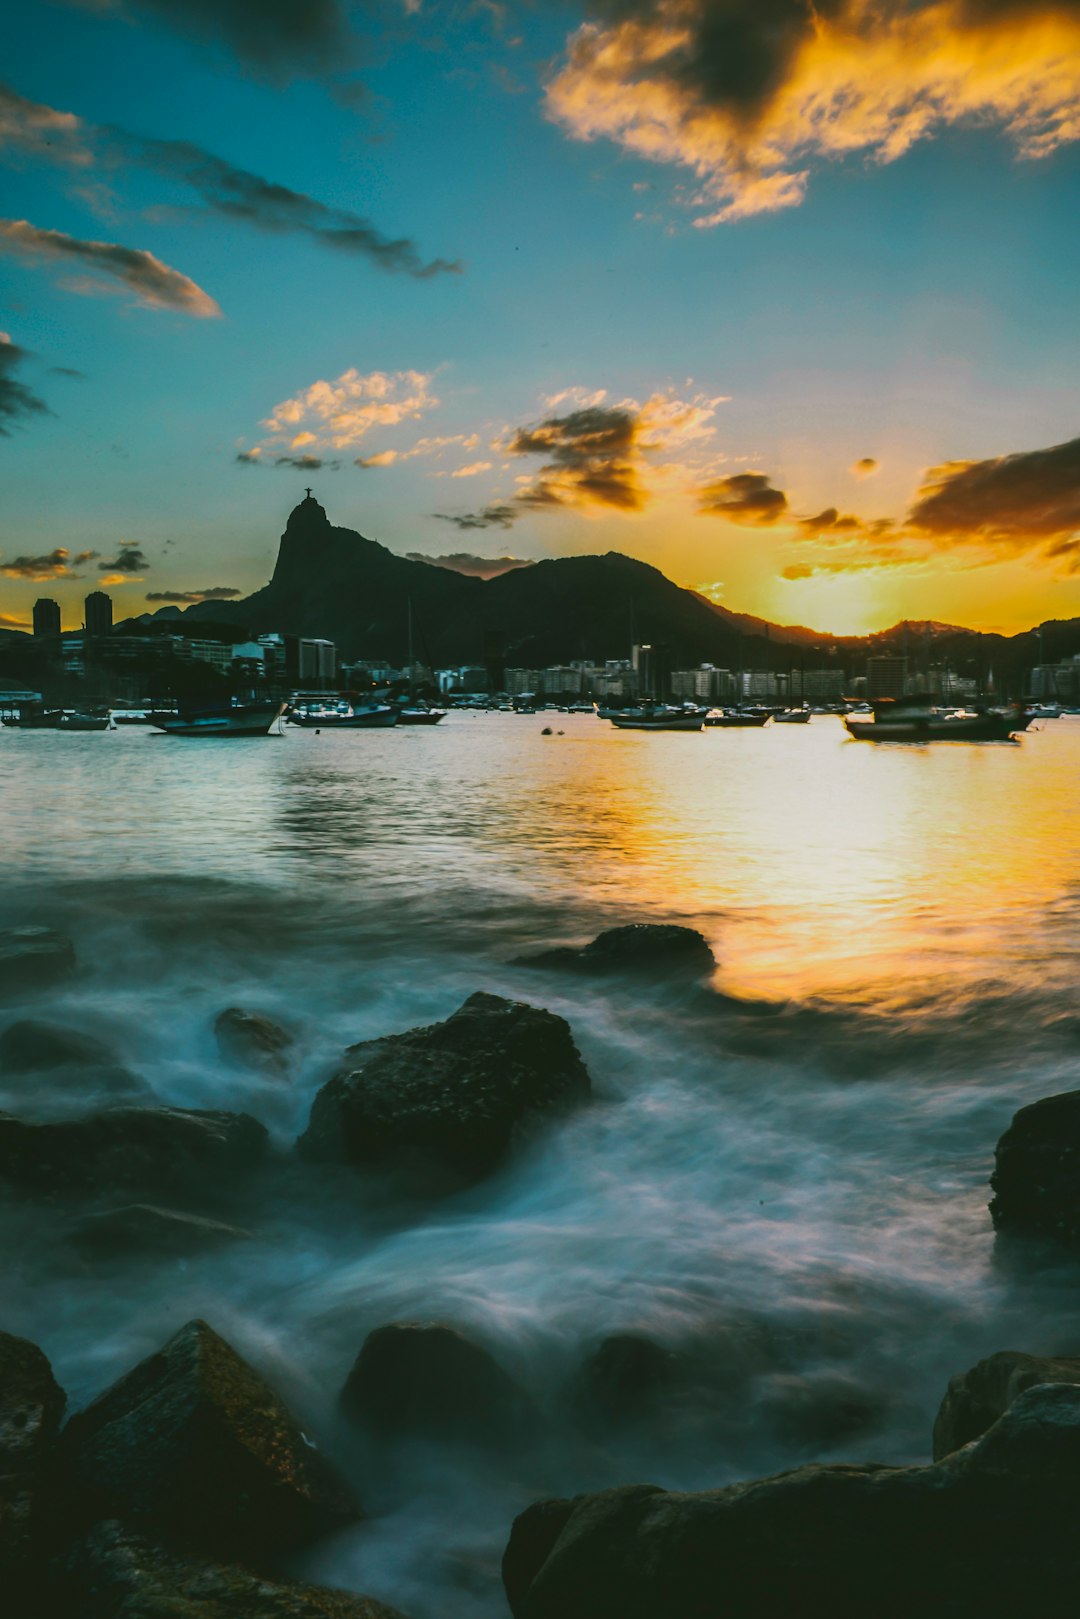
[990,1090,1080,1243]
[0,927,76,995]
[298,992,590,1180]
[933,1349,1080,1459]
[214,1007,293,1076]
[573,1334,675,1430]
[516,923,714,978]
[0,1331,66,1592]
[0,1019,150,1107]
[0,1106,268,1204]
[504,1384,1080,1619]
[342,1321,533,1448]
[62,1318,358,1558]
[56,1521,410,1619]
[68,1203,253,1259]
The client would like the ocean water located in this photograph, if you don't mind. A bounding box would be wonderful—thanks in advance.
[2,711,1079,1614]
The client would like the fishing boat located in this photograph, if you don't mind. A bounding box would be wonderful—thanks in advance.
[289,703,398,729]
[2,707,65,729]
[57,712,113,731]
[844,696,1023,742]
[773,708,811,724]
[705,709,771,728]
[397,702,445,725]
[609,709,705,731]
[150,700,286,737]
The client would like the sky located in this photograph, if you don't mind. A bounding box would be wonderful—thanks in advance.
[2,0,1080,637]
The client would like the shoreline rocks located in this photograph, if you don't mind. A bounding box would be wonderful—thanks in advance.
[0,928,76,996]
[990,1090,1080,1243]
[933,1349,1080,1460]
[214,1007,293,1077]
[515,923,715,979]
[0,1331,66,1595]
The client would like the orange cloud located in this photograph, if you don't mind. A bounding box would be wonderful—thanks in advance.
[699,471,788,525]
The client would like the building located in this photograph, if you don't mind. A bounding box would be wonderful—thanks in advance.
[284,636,337,686]
[84,591,113,640]
[1030,657,1080,702]
[671,665,739,703]
[788,667,846,701]
[866,656,907,700]
[33,598,61,639]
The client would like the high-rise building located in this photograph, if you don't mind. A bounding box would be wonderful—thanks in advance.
[84,591,113,639]
[866,656,907,700]
[33,598,61,639]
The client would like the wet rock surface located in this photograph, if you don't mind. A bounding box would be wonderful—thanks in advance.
[990,1090,1080,1243]
[0,1331,66,1591]
[298,992,590,1180]
[933,1349,1080,1459]
[342,1321,534,1448]
[55,1521,412,1619]
[0,927,76,995]
[515,923,715,978]
[0,1105,269,1204]
[572,1334,675,1430]
[504,1384,1080,1619]
[0,1019,113,1072]
[0,1018,150,1108]
[67,1203,253,1259]
[215,1007,294,1075]
[61,1318,359,1558]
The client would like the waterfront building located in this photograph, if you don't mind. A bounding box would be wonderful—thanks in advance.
[788,667,846,701]
[1029,657,1080,702]
[33,598,61,639]
[866,656,908,700]
[84,590,113,640]
[284,636,337,686]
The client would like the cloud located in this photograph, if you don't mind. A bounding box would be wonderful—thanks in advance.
[145,585,242,602]
[0,334,50,436]
[0,546,99,580]
[906,435,1080,562]
[236,448,261,464]
[0,81,92,164]
[58,0,357,80]
[99,545,149,573]
[0,611,30,630]
[699,471,788,525]
[851,456,879,479]
[355,449,399,468]
[405,551,535,578]
[433,503,519,530]
[276,454,329,469]
[451,460,493,477]
[248,367,439,459]
[545,0,1080,224]
[0,218,221,316]
[48,365,87,379]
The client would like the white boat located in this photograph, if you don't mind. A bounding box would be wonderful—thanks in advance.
[289,703,398,729]
[151,700,286,737]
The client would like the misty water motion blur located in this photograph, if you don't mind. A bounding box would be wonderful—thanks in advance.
[2,712,1080,1617]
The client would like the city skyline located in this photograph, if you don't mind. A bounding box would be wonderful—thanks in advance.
[2,1,1080,637]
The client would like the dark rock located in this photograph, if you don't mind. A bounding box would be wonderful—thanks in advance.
[341,1321,533,1448]
[759,1369,887,1450]
[298,992,590,1180]
[516,923,714,978]
[933,1349,1080,1460]
[0,927,76,995]
[0,1106,268,1204]
[574,1335,675,1428]
[55,1520,410,1618]
[68,1203,253,1259]
[61,1318,359,1558]
[0,1331,66,1591]
[0,1020,113,1072]
[504,1384,1080,1619]
[0,1019,149,1107]
[214,1007,293,1076]
[990,1090,1080,1242]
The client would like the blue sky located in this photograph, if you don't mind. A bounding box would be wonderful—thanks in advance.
[3,0,1080,634]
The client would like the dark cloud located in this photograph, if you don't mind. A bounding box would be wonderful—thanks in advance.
[851,456,879,478]
[49,365,86,378]
[433,503,518,531]
[699,471,788,525]
[0,338,49,436]
[145,586,242,602]
[405,551,534,577]
[0,611,30,630]
[0,218,220,316]
[235,450,261,464]
[63,0,356,79]
[99,545,150,573]
[508,404,644,510]
[0,547,98,580]
[906,435,1080,561]
[276,453,330,470]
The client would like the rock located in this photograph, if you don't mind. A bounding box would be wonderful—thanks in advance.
[55,1520,411,1618]
[515,923,714,978]
[0,1106,268,1204]
[61,1318,359,1558]
[0,927,76,995]
[68,1203,253,1259]
[0,1331,66,1591]
[933,1349,1080,1459]
[342,1321,533,1447]
[298,992,590,1181]
[503,1384,1080,1619]
[990,1090,1080,1242]
[573,1335,675,1428]
[214,1008,293,1076]
[0,1018,149,1105]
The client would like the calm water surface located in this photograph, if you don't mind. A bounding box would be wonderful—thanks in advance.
[2,713,1079,1615]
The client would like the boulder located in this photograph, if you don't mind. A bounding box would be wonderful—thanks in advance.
[61,1318,359,1558]
[503,1384,1080,1619]
[990,1090,1080,1242]
[0,1106,268,1204]
[55,1520,410,1619]
[573,1335,675,1429]
[342,1321,533,1447]
[214,1008,293,1076]
[68,1203,253,1259]
[0,1019,149,1106]
[0,1331,66,1590]
[0,927,76,995]
[515,923,714,978]
[933,1349,1080,1459]
[298,992,590,1180]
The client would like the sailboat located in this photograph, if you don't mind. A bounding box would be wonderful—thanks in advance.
[396,598,446,724]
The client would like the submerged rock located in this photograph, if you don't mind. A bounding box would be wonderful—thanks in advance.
[0,1018,149,1106]
[342,1321,533,1448]
[0,1020,112,1072]
[933,1349,1080,1460]
[573,1334,675,1429]
[515,923,714,978]
[214,1007,293,1076]
[55,1521,411,1619]
[61,1318,359,1558]
[0,1106,268,1203]
[298,992,590,1180]
[68,1203,253,1259]
[0,928,76,995]
[990,1090,1080,1243]
[504,1384,1080,1619]
[0,1331,66,1591]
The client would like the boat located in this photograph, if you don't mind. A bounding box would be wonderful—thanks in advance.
[289,703,398,729]
[2,707,65,729]
[57,712,113,731]
[773,708,811,724]
[609,709,705,731]
[396,701,445,725]
[844,696,1024,742]
[150,700,286,737]
[705,709,771,728]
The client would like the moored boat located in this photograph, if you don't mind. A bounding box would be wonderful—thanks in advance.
[844,696,1024,742]
[150,700,286,737]
[396,702,445,725]
[773,708,811,724]
[57,711,113,731]
[609,709,705,731]
[705,709,771,728]
[289,703,398,729]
